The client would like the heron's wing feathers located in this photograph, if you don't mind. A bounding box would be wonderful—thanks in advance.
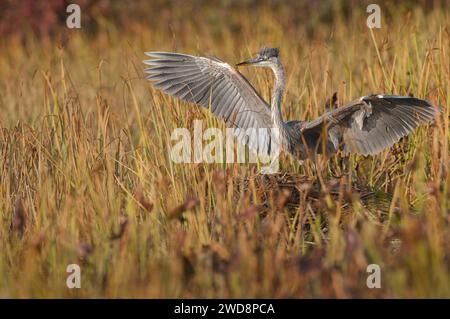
[144,52,275,156]
[301,95,437,156]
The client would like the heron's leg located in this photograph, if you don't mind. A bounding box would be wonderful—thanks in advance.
[260,155,280,174]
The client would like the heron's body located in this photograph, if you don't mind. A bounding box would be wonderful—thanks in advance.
[144,47,437,161]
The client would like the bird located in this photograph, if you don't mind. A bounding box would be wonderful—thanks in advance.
[143,47,438,162]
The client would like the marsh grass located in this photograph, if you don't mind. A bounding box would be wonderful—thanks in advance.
[0,2,449,298]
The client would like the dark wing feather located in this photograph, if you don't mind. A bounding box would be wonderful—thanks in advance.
[301,95,437,156]
[143,52,275,156]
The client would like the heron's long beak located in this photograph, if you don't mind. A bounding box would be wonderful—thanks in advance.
[236,57,261,66]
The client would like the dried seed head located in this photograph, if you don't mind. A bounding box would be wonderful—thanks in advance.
[11,199,26,236]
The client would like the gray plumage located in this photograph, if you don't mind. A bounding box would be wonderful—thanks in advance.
[143,47,437,160]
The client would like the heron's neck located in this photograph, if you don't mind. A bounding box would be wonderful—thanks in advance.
[270,61,286,132]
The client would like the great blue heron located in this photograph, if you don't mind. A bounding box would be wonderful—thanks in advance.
[143,47,437,161]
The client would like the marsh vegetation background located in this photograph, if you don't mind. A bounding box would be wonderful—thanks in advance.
[0,0,449,298]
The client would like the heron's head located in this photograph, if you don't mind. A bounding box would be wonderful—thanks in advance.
[236,47,280,68]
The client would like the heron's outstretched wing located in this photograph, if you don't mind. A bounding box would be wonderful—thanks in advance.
[301,95,437,156]
[143,52,275,156]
